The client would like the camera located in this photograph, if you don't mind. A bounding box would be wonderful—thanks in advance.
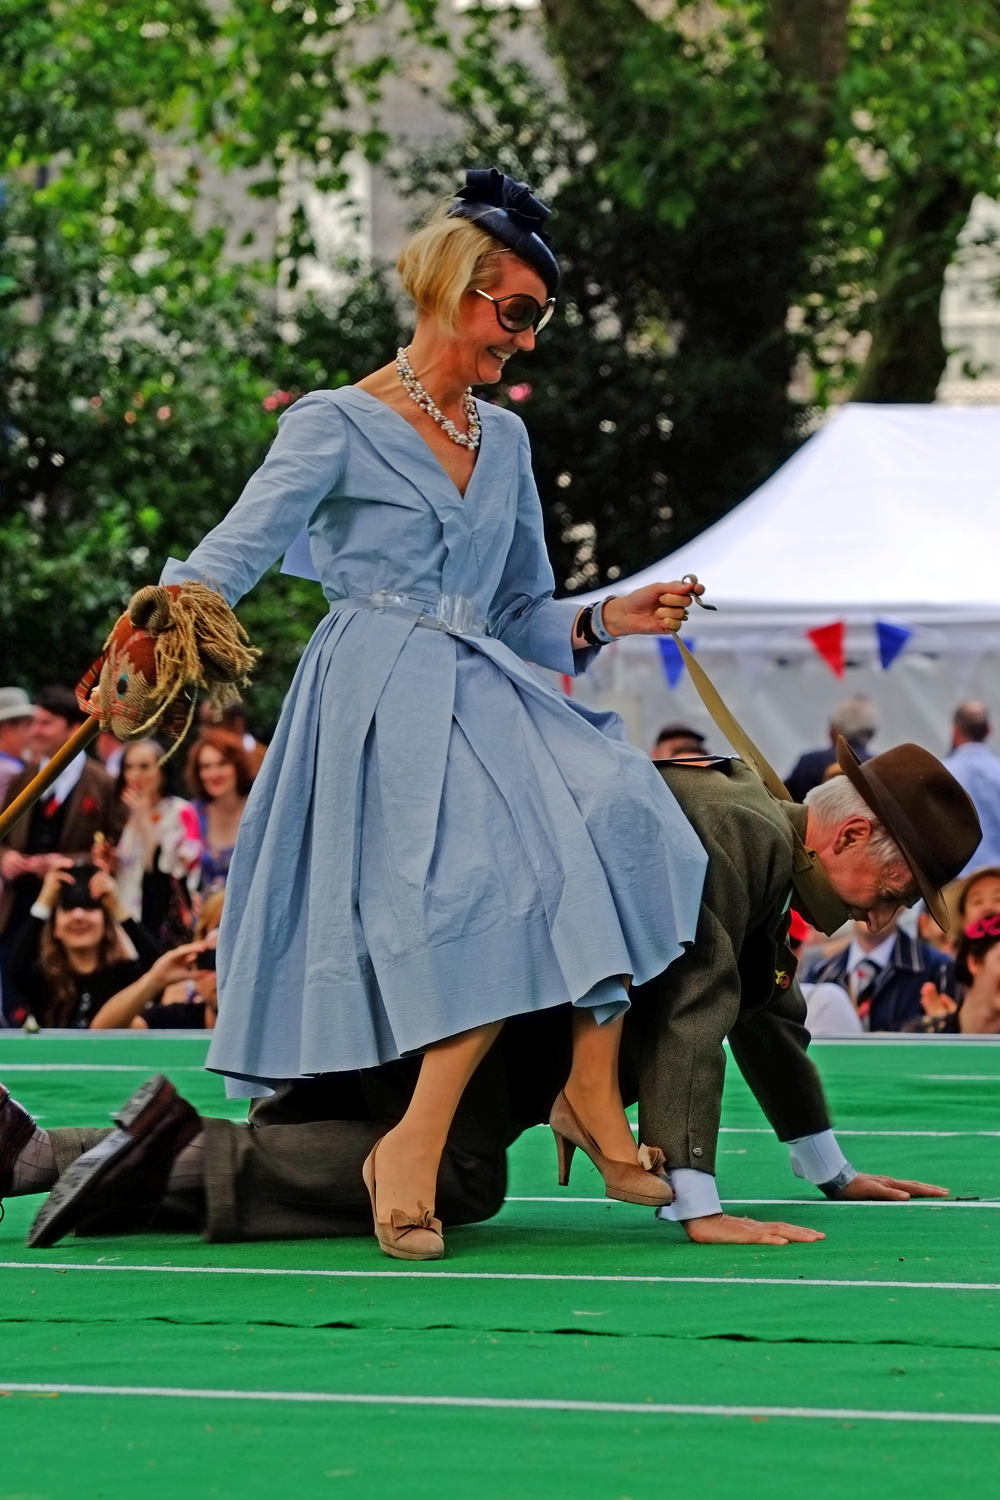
[57,864,101,911]
[195,948,217,971]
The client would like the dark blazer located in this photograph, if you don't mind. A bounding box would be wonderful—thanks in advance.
[0,757,125,933]
[785,741,872,804]
[804,932,955,1033]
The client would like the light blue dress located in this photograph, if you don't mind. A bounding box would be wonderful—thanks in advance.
[162,387,707,1095]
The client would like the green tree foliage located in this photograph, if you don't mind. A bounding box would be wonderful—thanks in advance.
[0,0,405,728]
[400,0,1000,587]
[3,0,1000,719]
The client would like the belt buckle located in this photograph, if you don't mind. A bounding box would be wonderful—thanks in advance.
[435,594,476,635]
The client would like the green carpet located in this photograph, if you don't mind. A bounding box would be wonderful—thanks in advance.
[2,1035,999,1499]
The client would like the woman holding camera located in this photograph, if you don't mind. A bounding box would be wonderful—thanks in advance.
[91,892,223,1031]
[8,860,162,1028]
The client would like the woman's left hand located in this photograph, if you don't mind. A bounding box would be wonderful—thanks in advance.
[90,869,129,924]
[601,579,704,638]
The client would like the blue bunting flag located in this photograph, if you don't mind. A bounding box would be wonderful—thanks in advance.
[658,635,694,689]
[876,621,912,670]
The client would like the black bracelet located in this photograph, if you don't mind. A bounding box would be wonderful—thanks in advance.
[818,1164,858,1198]
[577,605,598,647]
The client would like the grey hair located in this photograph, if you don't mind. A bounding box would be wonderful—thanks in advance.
[803,775,906,874]
[831,695,878,744]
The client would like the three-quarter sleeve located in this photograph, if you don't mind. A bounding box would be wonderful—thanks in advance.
[488,425,602,676]
[160,392,348,607]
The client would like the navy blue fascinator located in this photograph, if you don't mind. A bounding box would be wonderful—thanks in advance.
[447,168,560,297]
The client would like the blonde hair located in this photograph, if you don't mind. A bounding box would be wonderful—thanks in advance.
[397,204,512,334]
[196,891,225,939]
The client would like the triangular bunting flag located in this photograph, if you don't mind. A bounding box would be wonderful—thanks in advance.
[806,621,845,678]
[658,635,694,689]
[875,620,912,670]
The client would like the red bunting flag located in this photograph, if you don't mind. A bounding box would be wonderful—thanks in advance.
[807,621,845,679]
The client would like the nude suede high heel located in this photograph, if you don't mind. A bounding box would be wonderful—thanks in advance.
[549,1090,672,1207]
[361,1138,445,1261]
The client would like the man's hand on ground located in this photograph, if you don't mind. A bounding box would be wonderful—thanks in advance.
[834,1173,949,1201]
[683,1212,825,1246]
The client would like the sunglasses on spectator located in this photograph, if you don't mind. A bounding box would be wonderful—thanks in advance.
[473,288,556,333]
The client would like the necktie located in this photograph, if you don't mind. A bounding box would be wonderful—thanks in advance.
[853,958,880,1026]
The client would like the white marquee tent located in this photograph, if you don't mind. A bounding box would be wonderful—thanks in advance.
[571,403,1000,772]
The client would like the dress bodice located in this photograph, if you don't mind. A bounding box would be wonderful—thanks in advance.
[162,386,588,676]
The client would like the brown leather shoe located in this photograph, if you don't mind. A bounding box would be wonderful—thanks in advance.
[27,1075,200,1249]
[0,1084,38,1205]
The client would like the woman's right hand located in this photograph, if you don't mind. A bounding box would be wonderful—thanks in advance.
[37,859,74,909]
[150,941,208,989]
[122,785,156,821]
[920,982,957,1019]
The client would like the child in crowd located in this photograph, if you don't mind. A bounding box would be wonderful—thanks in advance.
[916,912,1000,1034]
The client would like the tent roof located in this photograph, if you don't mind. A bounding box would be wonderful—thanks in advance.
[581,404,1000,628]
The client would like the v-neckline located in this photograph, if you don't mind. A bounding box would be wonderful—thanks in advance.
[347,386,484,504]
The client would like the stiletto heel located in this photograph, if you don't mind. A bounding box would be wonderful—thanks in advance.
[549,1090,672,1208]
[361,1138,445,1261]
[553,1130,576,1187]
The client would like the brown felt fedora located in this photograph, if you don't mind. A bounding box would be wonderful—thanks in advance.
[836,737,982,929]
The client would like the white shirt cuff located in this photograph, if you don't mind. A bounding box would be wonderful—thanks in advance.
[787,1129,854,1187]
[30,901,53,922]
[655,1168,723,1222]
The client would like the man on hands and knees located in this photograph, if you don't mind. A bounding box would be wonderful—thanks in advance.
[3,749,981,1252]
[627,738,981,1246]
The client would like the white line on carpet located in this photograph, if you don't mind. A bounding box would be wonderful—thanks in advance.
[0,1382,997,1425]
[547,1125,1000,1138]
[721,1128,1000,1137]
[0,1065,205,1072]
[503,1197,1000,1208]
[2,1262,997,1291]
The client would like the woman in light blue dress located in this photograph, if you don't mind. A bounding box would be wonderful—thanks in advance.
[162,169,708,1259]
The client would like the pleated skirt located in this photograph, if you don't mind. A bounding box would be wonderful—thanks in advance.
[207,605,707,1096]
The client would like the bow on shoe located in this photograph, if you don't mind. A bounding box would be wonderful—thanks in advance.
[389,1203,443,1239]
[637,1143,666,1174]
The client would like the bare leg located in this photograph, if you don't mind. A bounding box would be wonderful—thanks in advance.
[563,1009,640,1165]
[369,1021,503,1222]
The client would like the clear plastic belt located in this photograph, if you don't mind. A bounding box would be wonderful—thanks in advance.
[331,591,487,637]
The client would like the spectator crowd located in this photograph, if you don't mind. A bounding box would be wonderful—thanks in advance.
[652,694,1000,1037]
[0,683,265,1030]
[4,675,1000,1039]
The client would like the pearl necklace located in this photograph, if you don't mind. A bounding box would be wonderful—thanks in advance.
[396,347,481,451]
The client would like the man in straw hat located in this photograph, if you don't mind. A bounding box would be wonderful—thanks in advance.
[0,738,982,1253]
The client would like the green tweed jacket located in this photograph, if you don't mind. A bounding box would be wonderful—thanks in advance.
[625,758,833,1176]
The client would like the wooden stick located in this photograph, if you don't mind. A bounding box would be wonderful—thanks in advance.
[0,717,102,842]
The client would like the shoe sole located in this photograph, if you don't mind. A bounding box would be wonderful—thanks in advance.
[26,1076,176,1250]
